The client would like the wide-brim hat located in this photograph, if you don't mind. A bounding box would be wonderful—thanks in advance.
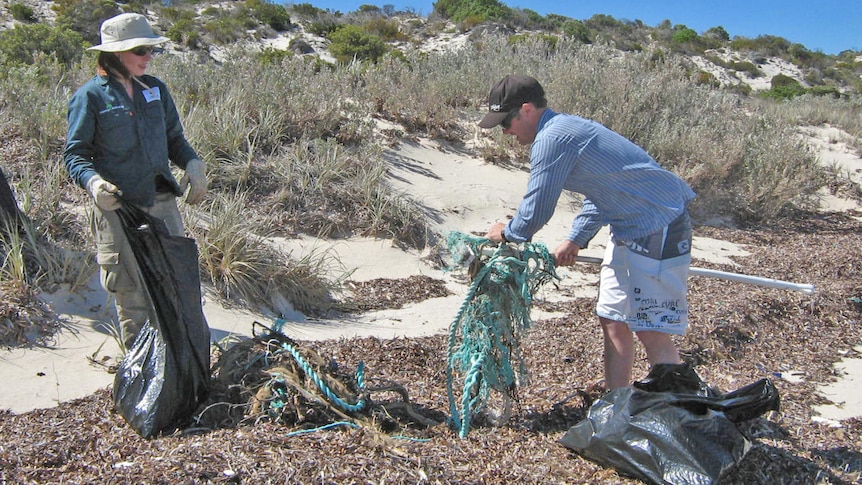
[87,13,168,52]
[479,75,546,128]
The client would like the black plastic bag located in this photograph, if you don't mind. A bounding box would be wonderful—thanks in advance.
[560,379,780,485]
[0,167,24,230]
[112,203,211,438]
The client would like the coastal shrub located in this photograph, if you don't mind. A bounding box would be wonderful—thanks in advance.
[560,19,590,44]
[166,18,202,48]
[327,25,387,63]
[364,18,407,42]
[672,26,698,44]
[508,33,558,52]
[247,0,291,31]
[9,3,36,22]
[433,0,511,23]
[763,73,807,100]
[290,3,326,17]
[52,0,121,46]
[0,23,84,68]
[728,60,762,77]
[704,26,730,42]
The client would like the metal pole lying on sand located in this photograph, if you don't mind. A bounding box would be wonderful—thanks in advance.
[572,255,815,294]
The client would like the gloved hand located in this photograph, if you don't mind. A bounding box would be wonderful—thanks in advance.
[86,175,121,211]
[179,158,207,205]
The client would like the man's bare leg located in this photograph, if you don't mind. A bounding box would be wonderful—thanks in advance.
[600,317,636,389]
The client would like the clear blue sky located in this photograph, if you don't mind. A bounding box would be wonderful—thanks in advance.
[279,0,861,55]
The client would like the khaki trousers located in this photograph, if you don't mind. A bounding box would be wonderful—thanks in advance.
[90,193,185,348]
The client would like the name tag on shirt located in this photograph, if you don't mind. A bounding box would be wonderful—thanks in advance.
[142,86,161,103]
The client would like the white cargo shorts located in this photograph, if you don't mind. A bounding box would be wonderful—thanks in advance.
[595,213,692,335]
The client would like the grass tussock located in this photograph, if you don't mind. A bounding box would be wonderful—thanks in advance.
[184,191,344,316]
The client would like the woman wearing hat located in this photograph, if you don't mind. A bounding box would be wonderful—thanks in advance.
[64,13,208,348]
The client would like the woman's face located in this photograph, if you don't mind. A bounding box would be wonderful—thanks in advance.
[117,45,153,77]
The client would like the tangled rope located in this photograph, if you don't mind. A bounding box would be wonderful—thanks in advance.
[269,319,368,414]
[445,231,558,438]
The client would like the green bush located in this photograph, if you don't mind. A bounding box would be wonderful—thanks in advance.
[728,60,762,77]
[508,33,558,52]
[0,23,84,68]
[432,0,511,23]
[247,0,291,31]
[327,24,386,63]
[290,3,326,17]
[762,73,807,100]
[166,18,202,48]
[561,19,591,44]
[203,12,257,45]
[308,18,340,36]
[695,70,720,88]
[52,0,121,46]
[363,18,405,42]
[256,46,293,65]
[671,26,698,44]
[704,26,729,42]
[9,3,37,22]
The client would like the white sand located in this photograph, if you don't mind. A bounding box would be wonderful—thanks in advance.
[2,128,860,426]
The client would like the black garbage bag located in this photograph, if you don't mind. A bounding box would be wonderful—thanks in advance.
[112,203,211,438]
[560,379,780,485]
[0,167,24,230]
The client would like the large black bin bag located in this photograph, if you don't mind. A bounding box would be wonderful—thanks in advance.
[561,379,779,485]
[112,203,210,438]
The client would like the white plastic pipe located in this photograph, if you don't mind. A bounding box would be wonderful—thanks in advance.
[572,255,815,294]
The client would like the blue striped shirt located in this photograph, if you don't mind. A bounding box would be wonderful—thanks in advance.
[504,109,695,248]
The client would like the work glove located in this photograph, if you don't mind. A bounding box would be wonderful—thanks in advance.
[86,175,121,211]
[179,158,207,205]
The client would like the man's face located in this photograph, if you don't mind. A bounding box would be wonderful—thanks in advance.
[501,103,537,145]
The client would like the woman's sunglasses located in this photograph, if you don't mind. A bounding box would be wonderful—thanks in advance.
[501,108,520,130]
[129,45,154,56]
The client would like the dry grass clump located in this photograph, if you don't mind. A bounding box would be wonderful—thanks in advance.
[1,217,860,483]
[0,282,57,346]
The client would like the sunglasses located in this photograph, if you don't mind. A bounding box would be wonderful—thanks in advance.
[501,108,520,130]
[129,45,154,56]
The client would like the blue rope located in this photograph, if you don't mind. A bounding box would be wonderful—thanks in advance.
[267,319,367,414]
[262,321,433,442]
[277,340,368,413]
[445,231,557,438]
[284,421,359,437]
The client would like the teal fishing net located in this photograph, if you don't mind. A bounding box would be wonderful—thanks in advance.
[445,231,558,438]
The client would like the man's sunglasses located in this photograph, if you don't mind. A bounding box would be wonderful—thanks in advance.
[129,45,155,56]
[501,108,520,130]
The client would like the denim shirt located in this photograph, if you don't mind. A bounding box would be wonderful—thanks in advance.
[504,109,695,247]
[64,74,198,207]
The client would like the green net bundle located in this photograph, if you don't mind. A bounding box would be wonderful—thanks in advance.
[445,231,558,438]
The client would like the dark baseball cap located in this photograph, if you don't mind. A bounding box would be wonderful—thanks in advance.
[478,75,545,128]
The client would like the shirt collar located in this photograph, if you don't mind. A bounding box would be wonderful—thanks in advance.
[536,108,557,133]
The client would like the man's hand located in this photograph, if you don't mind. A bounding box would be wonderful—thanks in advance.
[486,222,507,243]
[180,158,207,205]
[87,175,121,211]
[553,240,581,266]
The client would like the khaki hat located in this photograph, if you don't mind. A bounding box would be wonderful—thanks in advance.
[479,75,546,128]
[87,13,168,52]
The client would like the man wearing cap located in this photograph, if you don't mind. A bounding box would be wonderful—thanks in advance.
[480,74,700,391]
[64,13,208,348]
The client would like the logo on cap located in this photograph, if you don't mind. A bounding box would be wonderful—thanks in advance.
[490,104,503,112]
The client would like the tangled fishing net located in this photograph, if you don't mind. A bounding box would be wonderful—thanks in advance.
[444,231,558,437]
[197,321,439,436]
